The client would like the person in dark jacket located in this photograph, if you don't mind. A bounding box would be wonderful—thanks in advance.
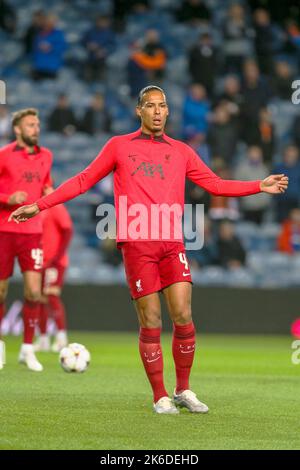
[0,0,16,34]
[273,145,300,222]
[188,33,217,97]
[82,15,116,82]
[23,10,45,55]
[217,220,246,269]
[80,94,111,135]
[47,94,78,135]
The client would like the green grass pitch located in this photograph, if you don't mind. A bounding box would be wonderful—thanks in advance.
[0,333,299,450]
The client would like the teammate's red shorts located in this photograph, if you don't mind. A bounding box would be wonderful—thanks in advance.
[43,264,66,292]
[0,232,43,279]
[120,241,192,299]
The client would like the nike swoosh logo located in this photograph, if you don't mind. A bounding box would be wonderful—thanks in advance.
[182,272,191,277]
[146,356,160,363]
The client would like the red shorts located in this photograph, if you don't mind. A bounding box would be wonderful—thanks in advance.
[120,241,192,299]
[0,232,43,279]
[43,264,66,291]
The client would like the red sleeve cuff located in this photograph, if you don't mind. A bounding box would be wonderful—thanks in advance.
[36,199,46,211]
[255,180,262,193]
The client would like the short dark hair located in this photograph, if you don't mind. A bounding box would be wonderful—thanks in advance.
[137,85,166,106]
[12,108,39,127]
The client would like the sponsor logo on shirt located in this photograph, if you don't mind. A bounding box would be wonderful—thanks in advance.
[131,162,165,180]
[22,171,41,183]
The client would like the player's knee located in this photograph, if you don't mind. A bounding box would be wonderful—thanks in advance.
[24,288,41,303]
[171,304,192,325]
[140,308,162,328]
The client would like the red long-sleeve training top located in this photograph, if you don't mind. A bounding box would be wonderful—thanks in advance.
[36,129,261,242]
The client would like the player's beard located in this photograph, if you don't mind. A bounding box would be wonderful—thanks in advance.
[21,133,39,147]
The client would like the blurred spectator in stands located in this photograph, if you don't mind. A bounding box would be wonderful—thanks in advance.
[182,84,210,140]
[185,133,211,209]
[176,0,211,25]
[187,132,210,166]
[127,30,167,97]
[222,3,254,74]
[253,8,284,76]
[216,75,243,121]
[241,59,271,143]
[208,163,239,221]
[249,0,300,25]
[286,19,300,50]
[32,14,67,80]
[82,16,116,82]
[80,93,111,135]
[128,41,148,98]
[234,146,270,224]
[243,108,275,164]
[273,145,300,222]
[207,104,238,165]
[0,106,12,145]
[48,94,78,136]
[291,114,300,150]
[285,19,300,67]
[113,0,150,31]
[271,60,295,101]
[0,0,16,34]
[214,75,243,142]
[216,220,246,269]
[188,33,217,97]
[187,217,218,269]
[277,208,300,254]
[23,10,45,55]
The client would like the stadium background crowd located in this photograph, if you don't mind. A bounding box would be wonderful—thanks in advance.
[1,0,300,288]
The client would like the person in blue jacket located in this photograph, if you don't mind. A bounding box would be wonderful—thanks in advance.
[32,14,67,80]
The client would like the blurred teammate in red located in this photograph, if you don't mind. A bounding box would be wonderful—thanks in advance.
[10,87,288,410]
[35,188,73,353]
[0,108,52,371]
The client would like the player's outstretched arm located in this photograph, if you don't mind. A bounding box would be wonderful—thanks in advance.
[9,203,40,223]
[185,144,289,197]
[260,174,289,194]
[9,137,117,224]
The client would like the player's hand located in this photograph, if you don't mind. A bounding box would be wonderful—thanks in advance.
[8,203,40,223]
[8,191,28,206]
[260,174,289,194]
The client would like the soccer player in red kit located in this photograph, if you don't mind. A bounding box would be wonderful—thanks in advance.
[0,108,52,371]
[35,189,73,353]
[10,87,288,411]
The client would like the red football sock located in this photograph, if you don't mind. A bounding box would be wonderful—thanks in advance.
[0,303,5,337]
[39,303,49,335]
[139,327,168,403]
[23,301,40,344]
[172,321,196,394]
[48,295,66,331]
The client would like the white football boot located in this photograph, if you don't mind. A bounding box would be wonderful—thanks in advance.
[0,340,6,370]
[173,389,209,413]
[19,344,43,372]
[153,396,179,414]
[51,330,68,352]
[34,334,50,352]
